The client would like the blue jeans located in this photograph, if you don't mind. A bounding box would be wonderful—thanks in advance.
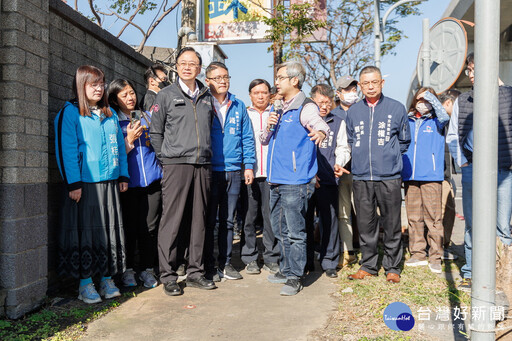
[205,170,241,269]
[461,165,512,279]
[270,180,315,279]
[461,164,473,279]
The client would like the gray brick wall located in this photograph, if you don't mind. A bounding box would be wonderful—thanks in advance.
[0,0,151,319]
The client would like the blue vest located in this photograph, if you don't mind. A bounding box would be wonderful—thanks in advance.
[267,99,317,184]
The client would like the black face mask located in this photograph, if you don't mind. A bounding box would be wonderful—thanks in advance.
[158,80,170,89]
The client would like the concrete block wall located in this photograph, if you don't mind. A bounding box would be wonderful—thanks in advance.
[0,0,150,319]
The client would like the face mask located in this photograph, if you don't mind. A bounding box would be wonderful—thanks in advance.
[415,102,432,114]
[158,80,170,89]
[341,92,359,105]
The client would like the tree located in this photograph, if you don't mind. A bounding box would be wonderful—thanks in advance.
[72,0,182,52]
[284,0,422,87]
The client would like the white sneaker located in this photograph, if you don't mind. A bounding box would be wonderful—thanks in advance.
[99,278,121,299]
[139,269,158,288]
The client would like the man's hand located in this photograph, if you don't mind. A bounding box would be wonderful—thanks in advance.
[127,121,143,145]
[334,164,350,178]
[307,125,326,145]
[69,188,82,202]
[266,112,279,132]
[119,182,128,192]
[315,175,321,189]
[461,162,469,168]
[244,169,254,185]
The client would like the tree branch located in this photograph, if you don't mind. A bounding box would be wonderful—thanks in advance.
[98,10,146,37]
[136,0,182,52]
[117,0,145,38]
[88,0,101,26]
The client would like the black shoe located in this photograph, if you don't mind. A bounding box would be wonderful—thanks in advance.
[163,280,182,296]
[325,269,338,278]
[186,276,217,290]
[262,262,279,274]
[221,263,243,280]
[280,278,303,296]
[245,261,261,274]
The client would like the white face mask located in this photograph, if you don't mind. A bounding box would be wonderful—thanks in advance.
[415,102,432,114]
[341,92,359,105]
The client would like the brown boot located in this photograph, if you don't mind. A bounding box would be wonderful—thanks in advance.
[347,269,375,280]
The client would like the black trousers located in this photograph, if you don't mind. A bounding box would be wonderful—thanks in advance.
[120,180,162,271]
[316,185,341,270]
[352,179,403,275]
[240,178,279,264]
[158,164,210,283]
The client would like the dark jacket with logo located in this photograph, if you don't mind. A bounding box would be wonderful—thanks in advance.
[346,94,410,181]
[317,112,343,186]
[150,79,214,165]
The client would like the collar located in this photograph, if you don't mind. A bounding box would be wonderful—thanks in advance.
[213,93,230,107]
[248,105,271,114]
[118,110,130,121]
[178,78,200,98]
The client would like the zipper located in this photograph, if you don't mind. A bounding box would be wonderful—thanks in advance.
[138,137,148,186]
[292,151,297,172]
[268,137,277,181]
[411,119,422,180]
[432,153,436,171]
[194,103,200,163]
[369,106,374,180]
[260,112,264,176]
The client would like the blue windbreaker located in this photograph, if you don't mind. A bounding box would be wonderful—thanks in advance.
[117,109,162,188]
[402,91,449,182]
[54,101,129,191]
[211,92,256,172]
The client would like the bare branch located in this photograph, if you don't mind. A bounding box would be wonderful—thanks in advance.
[88,0,102,26]
[98,9,146,37]
[136,0,182,52]
[117,0,145,38]
[74,0,78,11]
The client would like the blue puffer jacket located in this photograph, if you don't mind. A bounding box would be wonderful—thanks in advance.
[117,109,162,188]
[346,94,410,181]
[211,92,256,172]
[402,91,449,182]
[55,101,129,191]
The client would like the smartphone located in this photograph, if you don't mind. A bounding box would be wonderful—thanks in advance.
[130,110,142,124]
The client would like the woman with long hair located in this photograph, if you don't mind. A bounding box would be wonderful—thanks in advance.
[402,87,449,274]
[107,79,162,289]
[55,65,129,303]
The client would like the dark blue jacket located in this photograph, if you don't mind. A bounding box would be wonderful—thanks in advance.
[346,94,410,181]
[118,110,163,188]
[210,92,255,172]
[317,112,342,186]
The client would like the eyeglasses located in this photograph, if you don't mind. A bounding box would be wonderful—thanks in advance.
[178,61,199,68]
[208,75,231,82]
[87,83,105,90]
[275,75,293,82]
[464,68,474,76]
[316,101,332,108]
[359,80,382,88]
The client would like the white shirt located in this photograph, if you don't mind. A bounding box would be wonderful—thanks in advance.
[178,78,200,99]
[213,95,230,129]
[446,98,468,167]
[247,105,271,178]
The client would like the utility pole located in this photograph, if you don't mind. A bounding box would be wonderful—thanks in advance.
[373,0,381,68]
[421,18,430,87]
[273,0,283,80]
[471,0,499,339]
[178,0,198,49]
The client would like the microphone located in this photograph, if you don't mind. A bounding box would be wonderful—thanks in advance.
[269,99,283,132]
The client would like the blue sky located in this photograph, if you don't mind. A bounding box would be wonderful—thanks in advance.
[78,0,448,105]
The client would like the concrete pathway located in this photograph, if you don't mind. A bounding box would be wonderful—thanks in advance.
[82,266,338,341]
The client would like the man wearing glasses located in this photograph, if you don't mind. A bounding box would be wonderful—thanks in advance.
[150,47,216,296]
[345,66,410,284]
[140,64,170,112]
[203,62,256,281]
[261,61,329,295]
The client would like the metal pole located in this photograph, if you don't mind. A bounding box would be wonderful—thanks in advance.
[472,0,499,339]
[374,0,381,68]
[422,18,430,87]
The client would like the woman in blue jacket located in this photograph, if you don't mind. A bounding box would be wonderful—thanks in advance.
[55,65,129,304]
[107,79,163,289]
[402,87,449,274]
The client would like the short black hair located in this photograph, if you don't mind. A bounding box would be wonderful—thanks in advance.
[311,84,334,99]
[144,64,167,86]
[359,65,382,78]
[176,47,202,67]
[205,61,228,78]
[466,52,474,65]
[107,78,139,112]
[248,79,271,93]
[439,89,461,105]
